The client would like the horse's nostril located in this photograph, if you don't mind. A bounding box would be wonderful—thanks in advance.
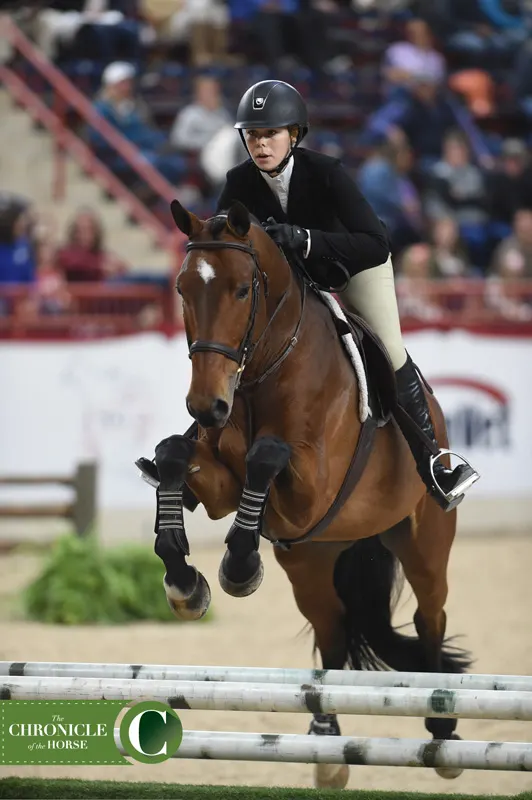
[212,398,229,420]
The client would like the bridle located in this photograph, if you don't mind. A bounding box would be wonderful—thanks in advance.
[185,238,306,391]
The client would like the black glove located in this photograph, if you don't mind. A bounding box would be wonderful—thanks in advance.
[264,220,308,255]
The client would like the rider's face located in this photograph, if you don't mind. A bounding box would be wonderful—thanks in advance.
[244,128,293,171]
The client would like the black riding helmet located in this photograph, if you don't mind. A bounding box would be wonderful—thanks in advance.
[235,80,309,173]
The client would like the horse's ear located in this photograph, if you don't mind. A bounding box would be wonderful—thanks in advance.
[170,199,203,237]
[226,201,251,238]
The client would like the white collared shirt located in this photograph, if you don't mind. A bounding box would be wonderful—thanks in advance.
[260,155,294,214]
[260,156,311,257]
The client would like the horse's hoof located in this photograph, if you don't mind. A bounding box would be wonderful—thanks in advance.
[435,734,464,780]
[218,551,264,597]
[314,764,350,790]
[164,568,211,621]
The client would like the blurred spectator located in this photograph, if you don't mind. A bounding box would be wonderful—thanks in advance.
[514,38,532,119]
[33,1,141,64]
[169,75,231,154]
[251,0,301,68]
[485,276,532,321]
[430,217,471,277]
[487,139,532,236]
[140,0,229,66]
[487,208,532,321]
[0,190,29,219]
[448,69,496,118]
[56,207,127,282]
[395,242,444,321]
[424,129,488,269]
[87,62,186,185]
[477,0,523,30]
[18,241,73,320]
[296,0,337,72]
[200,125,248,190]
[366,75,484,170]
[442,0,526,66]
[237,0,328,71]
[358,138,423,252]
[425,130,487,226]
[0,197,35,285]
[398,243,432,278]
[382,19,446,97]
[490,208,532,278]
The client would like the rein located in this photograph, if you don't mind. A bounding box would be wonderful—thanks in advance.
[185,238,304,391]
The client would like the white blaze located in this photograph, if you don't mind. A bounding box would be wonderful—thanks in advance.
[197,258,215,284]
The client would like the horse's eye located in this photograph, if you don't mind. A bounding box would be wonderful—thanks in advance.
[176,285,182,296]
[236,285,250,300]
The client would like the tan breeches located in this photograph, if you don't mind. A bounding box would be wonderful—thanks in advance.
[340,255,407,371]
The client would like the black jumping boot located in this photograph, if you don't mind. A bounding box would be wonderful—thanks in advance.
[394,354,480,511]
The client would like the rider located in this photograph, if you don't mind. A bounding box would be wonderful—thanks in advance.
[216,79,479,511]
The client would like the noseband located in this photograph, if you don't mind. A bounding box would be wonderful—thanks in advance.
[185,238,304,390]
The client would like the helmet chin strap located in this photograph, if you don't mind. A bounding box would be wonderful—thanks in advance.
[258,145,295,176]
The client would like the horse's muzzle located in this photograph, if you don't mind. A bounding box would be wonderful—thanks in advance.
[187,397,230,429]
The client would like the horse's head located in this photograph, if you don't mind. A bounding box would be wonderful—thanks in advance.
[172,198,286,429]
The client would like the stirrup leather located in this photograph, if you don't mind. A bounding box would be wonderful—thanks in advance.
[429,449,480,507]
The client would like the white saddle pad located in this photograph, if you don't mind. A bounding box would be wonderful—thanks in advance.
[319,291,370,423]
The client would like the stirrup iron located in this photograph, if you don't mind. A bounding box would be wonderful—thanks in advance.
[135,457,199,490]
[429,449,480,508]
[135,457,159,488]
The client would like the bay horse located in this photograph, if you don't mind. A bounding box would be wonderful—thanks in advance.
[139,199,471,789]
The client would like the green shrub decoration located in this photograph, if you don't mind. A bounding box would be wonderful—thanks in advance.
[23,534,213,625]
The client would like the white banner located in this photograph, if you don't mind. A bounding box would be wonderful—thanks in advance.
[0,334,193,509]
[0,330,530,508]
[406,329,531,498]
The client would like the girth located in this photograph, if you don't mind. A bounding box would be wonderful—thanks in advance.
[262,414,377,550]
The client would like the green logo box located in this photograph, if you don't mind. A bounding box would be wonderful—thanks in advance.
[0,701,129,766]
[1,700,184,766]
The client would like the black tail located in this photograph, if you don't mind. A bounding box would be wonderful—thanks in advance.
[333,535,471,673]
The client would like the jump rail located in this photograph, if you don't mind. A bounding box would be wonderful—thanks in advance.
[2,661,532,693]
[115,729,532,771]
[2,677,532,721]
[3,662,531,774]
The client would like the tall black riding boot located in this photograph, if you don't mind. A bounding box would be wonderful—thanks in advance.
[395,354,480,511]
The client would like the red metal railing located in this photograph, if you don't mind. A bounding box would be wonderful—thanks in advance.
[0,283,179,340]
[1,279,532,340]
[396,277,532,334]
[0,66,173,247]
[0,14,183,255]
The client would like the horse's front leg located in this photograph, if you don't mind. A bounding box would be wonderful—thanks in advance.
[152,435,241,620]
[219,435,291,598]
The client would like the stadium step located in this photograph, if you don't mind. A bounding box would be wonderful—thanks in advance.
[0,89,171,274]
